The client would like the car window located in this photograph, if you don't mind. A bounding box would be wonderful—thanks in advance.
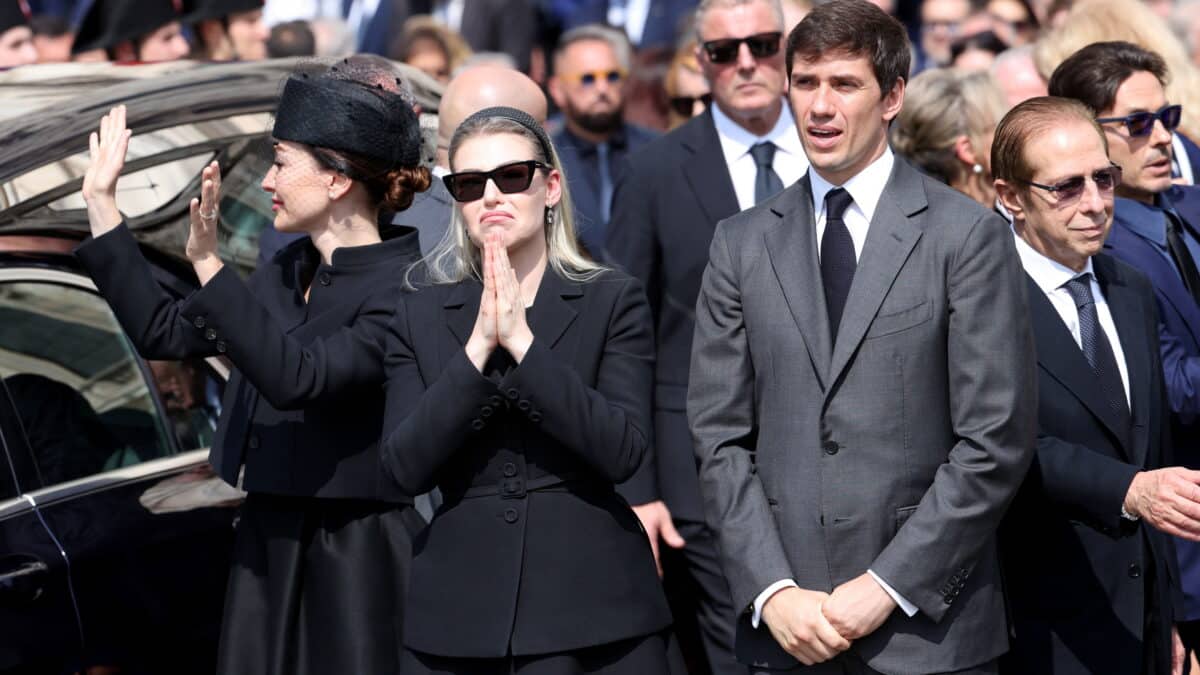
[0,280,201,488]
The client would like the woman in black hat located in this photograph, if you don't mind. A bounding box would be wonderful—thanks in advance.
[71,0,189,62]
[381,106,677,673]
[0,0,36,68]
[75,60,431,674]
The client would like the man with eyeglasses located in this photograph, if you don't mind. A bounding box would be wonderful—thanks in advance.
[606,1,805,673]
[992,95,1191,675]
[549,24,657,260]
[1050,40,1200,661]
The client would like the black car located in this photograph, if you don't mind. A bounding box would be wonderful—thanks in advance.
[0,58,440,674]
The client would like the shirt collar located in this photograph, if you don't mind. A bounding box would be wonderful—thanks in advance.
[1114,195,1168,246]
[1013,227,1095,294]
[711,99,803,164]
[808,146,895,222]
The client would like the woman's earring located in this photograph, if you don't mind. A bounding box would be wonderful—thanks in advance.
[972,163,984,175]
[544,207,554,227]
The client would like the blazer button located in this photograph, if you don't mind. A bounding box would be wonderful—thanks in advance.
[502,462,517,477]
[192,315,206,328]
[506,387,520,400]
[1128,563,1142,579]
[204,327,217,341]
[248,435,260,449]
[503,508,519,523]
[319,272,332,286]
[470,419,485,431]
[480,405,494,418]
[529,411,543,423]
[216,340,227,354]
[518,400,531,412]
[488,395,504,407]
[823,441,839,455]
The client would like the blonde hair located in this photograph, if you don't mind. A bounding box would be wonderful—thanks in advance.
[414,117,606,286]
[1034,0,1200,140]
[891,69,1008,185]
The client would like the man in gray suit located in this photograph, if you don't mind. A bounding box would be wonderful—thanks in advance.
[687,1,1037,673]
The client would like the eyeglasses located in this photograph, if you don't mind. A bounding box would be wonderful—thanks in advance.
[1017,164,1123,204]
[1096,104,1182,137]
[560,69,626,86]
[442,160,550,202]
[701,32,782,64]
[669,93,712,117]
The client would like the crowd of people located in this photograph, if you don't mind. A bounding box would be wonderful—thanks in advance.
[21,0,1200,673]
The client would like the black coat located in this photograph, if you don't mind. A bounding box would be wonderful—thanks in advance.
[380,267,672,657]
[74,223,421,501]
[606,108,740,518]
[1000,254,1181,675]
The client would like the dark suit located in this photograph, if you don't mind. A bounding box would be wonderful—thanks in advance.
[393,176,453,255]
[688,160,1036,673]
[563,0,697,50]
[606,107,744,673]
[380,268,672,658]
[1000,254,1179,675]
[361,0,535,71]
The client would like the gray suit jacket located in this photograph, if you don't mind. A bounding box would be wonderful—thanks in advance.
[394,175,453,255]
[687,158,1037,673]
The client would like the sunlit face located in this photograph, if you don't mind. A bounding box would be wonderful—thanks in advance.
[667,61,711,128]
[451,132,561,255]
[261,141,336,233]
[920,0,969,65]
[227,9,268,61]
[0,25,36,68]
[696,1,786,126]
[138,21,189,62]
[1002,120,1114,272]
[553,39,626,134]
[788,51,903,185]
[1098,70,1173,203]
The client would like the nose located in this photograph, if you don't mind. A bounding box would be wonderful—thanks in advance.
[1151,117,1173,147]
[261,165,276,192]
[736,41,757,71]
[1079,177,1108,214]
[481,177,503,205]
[810,83,834,117]
[171,34,189,59]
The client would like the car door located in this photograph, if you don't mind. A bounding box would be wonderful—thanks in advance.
[0,265,240,674]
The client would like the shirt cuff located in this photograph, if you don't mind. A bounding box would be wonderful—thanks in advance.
[868,569,918,617]
[751,579,799,628]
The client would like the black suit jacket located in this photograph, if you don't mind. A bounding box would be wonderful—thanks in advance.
[606,108,738,517]
[380,268,672,657]
[1000,253,1180,675]
[74,223,421,501]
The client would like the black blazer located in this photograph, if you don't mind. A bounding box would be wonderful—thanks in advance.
[606,108,739,517]
[380,268,672,657]
[1000,254,1180,675]
[74,223,421,501]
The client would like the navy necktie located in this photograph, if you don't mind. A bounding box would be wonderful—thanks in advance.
[1062,274,1131,431]
[750,142,784,205]
[821,188,856,340]
[1164,210,1200,306]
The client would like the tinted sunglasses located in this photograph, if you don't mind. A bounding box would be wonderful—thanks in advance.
[1096,104,1182,137]
[561,69,626,86]
[1018,164,1123,205]
[669,93,712,117]
[701,32,782,64]
[443,160,550,202]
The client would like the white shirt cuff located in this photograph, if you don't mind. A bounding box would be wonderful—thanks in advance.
[751,579,799,628]
[868,569,918,617]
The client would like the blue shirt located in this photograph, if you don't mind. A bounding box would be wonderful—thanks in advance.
[1113,192,1200,284]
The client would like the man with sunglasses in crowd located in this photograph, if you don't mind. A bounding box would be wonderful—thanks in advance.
[549,24,657,260]
[605,1,804,672]
[1050,40,1200,662]
[992,95,1190,675]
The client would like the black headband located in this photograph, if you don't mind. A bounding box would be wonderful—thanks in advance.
[460,106,554,162]
[272,74,422,170]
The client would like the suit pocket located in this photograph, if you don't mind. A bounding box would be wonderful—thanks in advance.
[865,300,932,339]
[894,505,919,534]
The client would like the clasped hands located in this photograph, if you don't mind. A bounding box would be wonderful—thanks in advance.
[762,573,897,666]
[465,233,534,371]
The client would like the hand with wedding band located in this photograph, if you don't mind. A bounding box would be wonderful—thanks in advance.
[186,160,226,284]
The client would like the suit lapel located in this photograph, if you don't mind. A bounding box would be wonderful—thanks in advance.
[681,111,740,226]
[443,279,481,348]
[1095,256,1151,465]
[527,269,581,350]
[764,176,831,390]
[827,161,924,387]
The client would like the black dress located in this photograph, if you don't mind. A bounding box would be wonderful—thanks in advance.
[381,268,676,674]
[75,223,424,675]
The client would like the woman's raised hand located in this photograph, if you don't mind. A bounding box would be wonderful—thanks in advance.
[492,238,533,362]
[465,234,501,371]
[82,105,132,236]
[186,161,225,286]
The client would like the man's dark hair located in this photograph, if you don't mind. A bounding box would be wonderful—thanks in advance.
[29,14,69,38]
[1047,41,1169,115]
[785,0,910,96]
[267,20,315,58]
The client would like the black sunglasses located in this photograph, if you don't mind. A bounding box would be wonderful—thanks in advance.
[442,160,550,203]
[701,32,782,64]
[1018,164,1123,204]
[669,93,712,117]
[1096,104,1182,137]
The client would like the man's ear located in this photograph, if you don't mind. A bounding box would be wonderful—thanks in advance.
[881,77,905,122]
[995,179,1026,223]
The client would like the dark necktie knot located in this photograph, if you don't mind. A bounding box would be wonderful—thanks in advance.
[1062,273,1096,311]
[824,187,854,222]
[750,142,776,169]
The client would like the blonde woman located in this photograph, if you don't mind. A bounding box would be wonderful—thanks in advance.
[381,106,675,673]
[891,68,1009,206]
[663,39,711,130]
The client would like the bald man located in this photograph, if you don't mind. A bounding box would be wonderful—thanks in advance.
[395,64,548,253]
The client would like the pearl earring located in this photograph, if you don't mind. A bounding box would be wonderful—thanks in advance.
[972,164,983,175]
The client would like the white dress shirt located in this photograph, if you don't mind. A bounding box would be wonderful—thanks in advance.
[1013,233,1131,404]
[751,147,920,629]
[607,0,651,45]
[711,100,809,211]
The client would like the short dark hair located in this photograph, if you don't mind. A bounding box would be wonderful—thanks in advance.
[785,0,910,96]
[991,96,1106,187]
[1047,41,1169,115]
[267,20,315,58]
